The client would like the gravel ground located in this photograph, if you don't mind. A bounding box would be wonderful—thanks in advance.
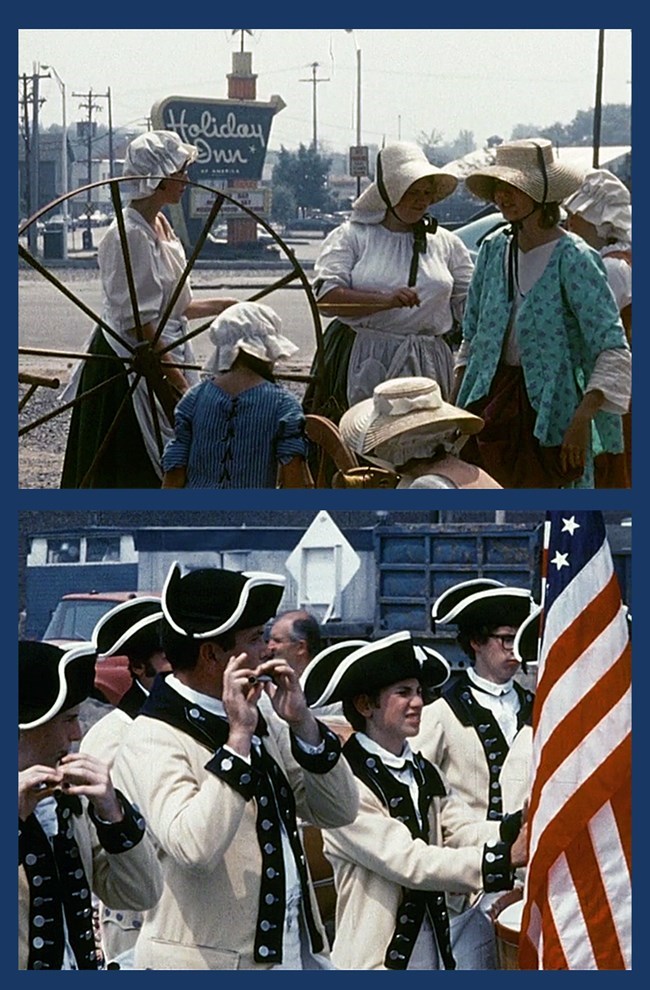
[19,364,309,490]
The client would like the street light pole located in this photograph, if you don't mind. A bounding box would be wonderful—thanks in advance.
[41,64,68,259]
[345,30,363,197]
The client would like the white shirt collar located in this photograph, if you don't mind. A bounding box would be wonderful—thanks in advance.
[356,732,416,770]
[467,666,514,698]
[166,672,227,718]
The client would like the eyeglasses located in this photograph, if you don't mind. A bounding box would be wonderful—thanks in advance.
[488,634,516,650]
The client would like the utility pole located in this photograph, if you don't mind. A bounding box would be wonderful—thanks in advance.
[593,29,605,168]
[300,62,330,150]
[18,65,48,254]
[95,88,114,178]
[73,88,103,250]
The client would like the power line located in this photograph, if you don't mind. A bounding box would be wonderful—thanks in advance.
[299,62,330,150]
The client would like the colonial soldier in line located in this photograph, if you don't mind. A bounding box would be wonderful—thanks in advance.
[79,597,171,968]
[412,579,536,968]
[18,641,162,970]
[112,562,359,969]
[306,631,528,970]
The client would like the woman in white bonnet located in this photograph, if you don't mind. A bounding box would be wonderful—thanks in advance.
[61,130,239,488]
[303,142,474,424]
[564,168,631,487]
[162,301,311,488]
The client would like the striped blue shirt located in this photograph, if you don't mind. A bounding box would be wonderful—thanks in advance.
[162,379,307,488]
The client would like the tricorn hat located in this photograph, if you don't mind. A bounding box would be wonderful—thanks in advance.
[432,579,534,629]
[19,640,97,730]
[161,561,285,638]
[300,639,369,708]
[513,604,543,671]
[465,138,584,206]
[306,630,450,709]
[93,597,162,657]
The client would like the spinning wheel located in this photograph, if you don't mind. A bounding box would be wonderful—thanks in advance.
[19,176,328,487]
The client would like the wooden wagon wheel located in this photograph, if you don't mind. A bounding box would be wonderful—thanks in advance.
[19,176,328,488]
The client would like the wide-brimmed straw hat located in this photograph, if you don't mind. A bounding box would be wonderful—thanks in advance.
[123,129,198,199]
[339,378,484,461]
[93,597,162,658]
[306,631,450,710]
[465,138,584,205]
[19,640,97,730]
[161,561,285,639]
[563,168,631,242]
[432,578,534,629]
[352,142,458,222]
[203,301,298,374]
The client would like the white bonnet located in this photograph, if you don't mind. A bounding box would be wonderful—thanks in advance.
[203,301,299,374]
[563,168,631,242]
[122,130,198,199]
[351,142,457,224]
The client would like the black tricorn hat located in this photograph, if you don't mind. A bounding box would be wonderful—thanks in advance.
[161,561,285,638]
[432,578,533,629]
[19,640,96,730]
[513,605,543,671]
[93,597,162,657]
[300,639,369,708]
[306,630,450,709]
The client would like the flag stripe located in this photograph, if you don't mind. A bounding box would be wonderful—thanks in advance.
[519,512,631,971]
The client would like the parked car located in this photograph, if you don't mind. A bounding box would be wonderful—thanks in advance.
[41,590,160,705]
[452,211,507,260]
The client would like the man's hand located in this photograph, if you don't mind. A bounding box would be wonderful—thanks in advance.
[19,765,63,821]
[252,658,321,746]
[58,752,124,823]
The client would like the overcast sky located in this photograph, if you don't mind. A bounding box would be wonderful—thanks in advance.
[19,28,630,154]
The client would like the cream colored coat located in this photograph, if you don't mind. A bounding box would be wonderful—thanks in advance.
[322,767,501,970]
[18,797,162,970]
[413,698,533,817]
[112,710,359,969]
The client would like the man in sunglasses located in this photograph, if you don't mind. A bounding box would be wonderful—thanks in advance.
[412,578,536,969]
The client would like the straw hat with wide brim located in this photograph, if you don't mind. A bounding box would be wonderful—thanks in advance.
[352,142,458,221]
[339,377,484,458]
[465,138,585,205]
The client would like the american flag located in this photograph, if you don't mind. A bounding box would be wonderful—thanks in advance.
[518,511,631,970]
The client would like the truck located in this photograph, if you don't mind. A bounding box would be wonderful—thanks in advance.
[23,514,631,674]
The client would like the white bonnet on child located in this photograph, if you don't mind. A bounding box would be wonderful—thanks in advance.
[203,301,299,374]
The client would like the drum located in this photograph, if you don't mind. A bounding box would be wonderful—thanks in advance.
[494,899,524,970]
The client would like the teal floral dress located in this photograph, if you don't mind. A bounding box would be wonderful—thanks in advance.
[457,230,630,488]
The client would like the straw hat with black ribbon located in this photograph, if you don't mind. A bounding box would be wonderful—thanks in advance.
[352,142,458,287]
[161,561,285,639]
[304,631,450,710]
[19,640,97,731]
[339,377,484,470]
[464,138,585,300]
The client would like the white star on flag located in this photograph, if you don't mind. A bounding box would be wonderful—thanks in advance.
[550,551,569,570]
[561,516,580,536]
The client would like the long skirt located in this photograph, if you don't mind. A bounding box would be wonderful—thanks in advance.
[60,327,163,489]
[460,364,587,489]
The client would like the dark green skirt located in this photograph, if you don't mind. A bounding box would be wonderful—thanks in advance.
[60,327,163,489]
[302,319,355,425]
